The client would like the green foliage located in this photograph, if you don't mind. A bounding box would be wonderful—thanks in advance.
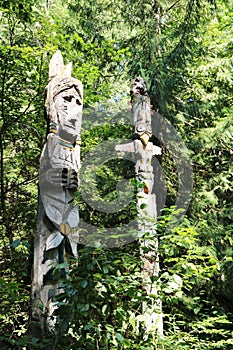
[15,210,232,349]
[52,244,145,349]
[68,0,217,114]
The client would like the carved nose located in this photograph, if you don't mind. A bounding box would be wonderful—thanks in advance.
[70,118,77,126]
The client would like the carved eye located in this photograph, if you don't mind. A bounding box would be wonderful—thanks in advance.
[63,96,73,102]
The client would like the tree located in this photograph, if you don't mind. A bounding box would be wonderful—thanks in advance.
[176,0,233,313]
[0,2,49,340]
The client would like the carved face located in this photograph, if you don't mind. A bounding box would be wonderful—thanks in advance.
[54,86,82,141]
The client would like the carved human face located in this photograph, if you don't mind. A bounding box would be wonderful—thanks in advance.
[54,86,82,141]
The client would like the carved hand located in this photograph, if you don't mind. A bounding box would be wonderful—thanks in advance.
[42,168,78,191]
[62,168,78,191]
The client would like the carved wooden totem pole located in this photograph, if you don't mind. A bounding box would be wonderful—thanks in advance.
[116,77,163,336]
[131,78,163,337]
[30,51,83,337]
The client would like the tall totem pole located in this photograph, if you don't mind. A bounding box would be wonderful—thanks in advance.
[116,77,163,336]
[30,51,83,337]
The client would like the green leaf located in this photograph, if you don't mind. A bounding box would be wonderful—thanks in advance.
[84,323,92,330]
[81,280,88,288]
[11,239,21,248]
[115,333,124,343]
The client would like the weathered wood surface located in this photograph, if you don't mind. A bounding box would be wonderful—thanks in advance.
[116,77,163,336]
[30,51,83,337]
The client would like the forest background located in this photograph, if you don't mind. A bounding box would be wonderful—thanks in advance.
[0,0,233,349]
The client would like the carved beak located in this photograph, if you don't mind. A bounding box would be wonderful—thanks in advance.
[140,133,150,146]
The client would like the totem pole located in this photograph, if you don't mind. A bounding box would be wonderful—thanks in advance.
[116,77,163,336]
[30,51,83,337]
